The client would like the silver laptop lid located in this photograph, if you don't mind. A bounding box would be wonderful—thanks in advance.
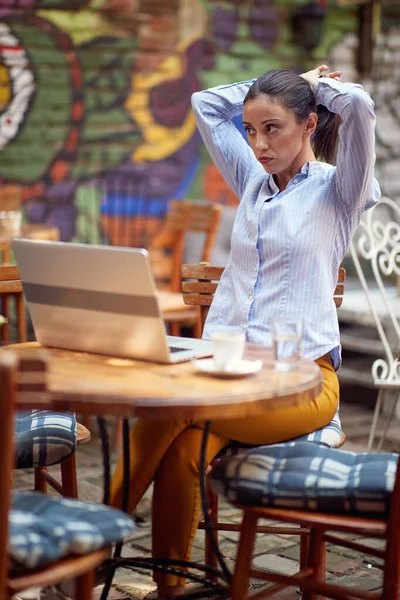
[12,239,175,362]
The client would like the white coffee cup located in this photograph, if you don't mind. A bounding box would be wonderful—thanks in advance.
[211,331,246,371]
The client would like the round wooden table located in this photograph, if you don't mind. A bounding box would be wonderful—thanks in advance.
[0,223,60,263]
[9,341,322,598]
[12,342,322,420]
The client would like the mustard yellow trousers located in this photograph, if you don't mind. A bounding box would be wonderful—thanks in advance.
[110,357,339,587]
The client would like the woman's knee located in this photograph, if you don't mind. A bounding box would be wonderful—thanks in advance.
[160,427,205,478]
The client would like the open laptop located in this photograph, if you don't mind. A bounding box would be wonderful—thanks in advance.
[12,239,213,363]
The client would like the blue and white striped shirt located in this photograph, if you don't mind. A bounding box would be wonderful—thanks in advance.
[192,77,381,370]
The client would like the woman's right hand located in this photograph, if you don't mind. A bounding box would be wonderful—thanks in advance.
[300,64,342,90]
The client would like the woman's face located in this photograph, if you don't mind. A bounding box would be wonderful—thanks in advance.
[243,94,312,177]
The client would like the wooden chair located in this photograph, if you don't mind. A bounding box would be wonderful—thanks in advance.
[182,262,346,576]
[182,263,346,331]
[150,200,223,337]
[0,350,133,600]
[0,264,90,498]
[218,449,400,600]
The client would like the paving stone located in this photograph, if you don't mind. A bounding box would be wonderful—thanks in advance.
[114,568,155,588]
[327,544,363,560]
[128,536,152,553]
[328,566,383,591]
[249,587,300,599]
[220,531,297,555]
[282,544,360,576]
[253,553,300,576]
[326,553,360,576]
[357,537,386,549]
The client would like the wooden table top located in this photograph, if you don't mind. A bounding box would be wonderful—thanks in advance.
[9,342,322,421]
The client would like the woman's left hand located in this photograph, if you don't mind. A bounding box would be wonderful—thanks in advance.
[300,64,342,90]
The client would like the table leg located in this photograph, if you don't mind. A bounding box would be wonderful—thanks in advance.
[97,417,111,506]
[200,421,232,584]
[97,418,230,600]
[100,418,131,600]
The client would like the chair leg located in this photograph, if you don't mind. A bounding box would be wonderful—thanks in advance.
[74,568,95,599]
[205,477,219,581]
[299,532,309,570]
[377,390,400,452]
[231,511,258,600]
[193,308,202,339]
[299,530,310,594]
[169,322,181,337]
[34,467,48,493]
[383,514,400,599]
[1,296,9,343]
[60,453,79,498]
[302,528,326,600]
[367,388,384,452]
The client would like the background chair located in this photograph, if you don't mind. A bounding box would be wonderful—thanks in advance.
[210,441,400,600]
[182,262,346,574]
[345,196,400,451]
[0,264,90,498]
[0,349,135,600]
[150,200,223,337]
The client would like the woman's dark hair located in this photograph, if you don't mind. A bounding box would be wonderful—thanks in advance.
[244,69,341,164]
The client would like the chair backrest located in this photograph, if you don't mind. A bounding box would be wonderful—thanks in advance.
[0,265,27,344]
[149,201,223,293]
[0,349,48,596]
[348,196,400,386]
[182,263,346,336]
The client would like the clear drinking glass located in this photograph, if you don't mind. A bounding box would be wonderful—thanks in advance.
[272,318,303,371]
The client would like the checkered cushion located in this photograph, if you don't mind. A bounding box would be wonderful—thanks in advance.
[15,410,77,469]
[9,491,135,570]
[216,409,342,458]
[210,441,398,516]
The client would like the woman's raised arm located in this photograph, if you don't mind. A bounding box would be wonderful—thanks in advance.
[191,81,258,200]
[314,76,380,211]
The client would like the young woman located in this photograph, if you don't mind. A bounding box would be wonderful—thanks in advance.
[110,65,380,598]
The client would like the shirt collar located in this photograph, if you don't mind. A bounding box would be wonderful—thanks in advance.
[267,160,322,193]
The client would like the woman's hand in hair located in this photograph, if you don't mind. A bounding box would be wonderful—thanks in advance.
[300,64,342,90]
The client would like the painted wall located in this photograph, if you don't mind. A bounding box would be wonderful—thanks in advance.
[0,0,357,247]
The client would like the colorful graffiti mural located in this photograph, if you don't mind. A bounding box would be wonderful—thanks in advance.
[0,0,357,246]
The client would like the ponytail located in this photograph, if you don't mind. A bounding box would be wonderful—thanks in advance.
[314,106,341,164]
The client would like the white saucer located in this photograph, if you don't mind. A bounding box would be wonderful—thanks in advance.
[192,358,263,378]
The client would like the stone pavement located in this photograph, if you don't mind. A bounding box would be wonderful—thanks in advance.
[14,400,398,600]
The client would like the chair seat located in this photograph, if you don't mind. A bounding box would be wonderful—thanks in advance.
[210,441,398,517]
[216,409,342,458]
[15,410,77,469]
[9,491,135,571]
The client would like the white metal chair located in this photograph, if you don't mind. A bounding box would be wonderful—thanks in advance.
[348,196,400,451]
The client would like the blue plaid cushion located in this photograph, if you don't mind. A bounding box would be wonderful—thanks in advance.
[15,410,77,469]
[216,409,342,458]
[10,491,135,570]
[210,441,398,516]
